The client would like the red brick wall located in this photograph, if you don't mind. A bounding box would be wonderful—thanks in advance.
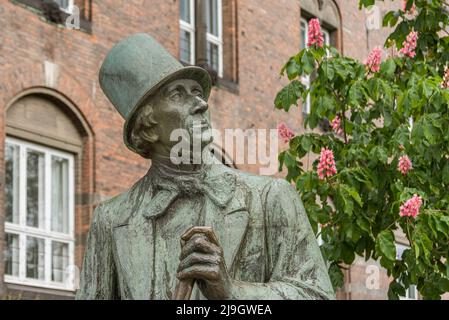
[0,0,405,299]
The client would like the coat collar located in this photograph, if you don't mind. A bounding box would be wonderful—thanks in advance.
[111,162,250,299]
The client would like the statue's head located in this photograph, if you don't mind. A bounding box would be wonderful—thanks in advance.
[129,78,212,158]
[99,33,212,159]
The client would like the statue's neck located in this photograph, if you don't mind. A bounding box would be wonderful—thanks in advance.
[150,151,211,175]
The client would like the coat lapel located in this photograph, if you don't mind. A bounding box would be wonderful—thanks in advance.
[204,185,249,274]
[112,174,155,299]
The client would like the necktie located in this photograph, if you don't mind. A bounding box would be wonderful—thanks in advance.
[143,166,236,219]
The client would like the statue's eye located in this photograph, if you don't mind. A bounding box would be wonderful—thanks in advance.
[192,89,204,98]
[169,91,182,100]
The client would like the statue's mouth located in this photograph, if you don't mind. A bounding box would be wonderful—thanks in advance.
[190,119,210,130]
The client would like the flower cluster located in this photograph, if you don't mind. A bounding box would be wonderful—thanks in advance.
[365,47,383,73]
[397,155,412,175]
[331,116,343,135]
[307,18,324,48]
[399,31,418,58]
[399,194,423,218]
[277,122,295,143]
[317,148,337,180]
[441,66,449,89]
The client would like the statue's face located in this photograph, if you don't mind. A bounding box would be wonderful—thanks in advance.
[150,79,212,156]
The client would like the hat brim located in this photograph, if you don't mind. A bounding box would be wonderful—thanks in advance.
[123,66,212,158]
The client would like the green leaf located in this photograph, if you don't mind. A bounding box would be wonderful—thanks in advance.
[370,146,388,164]
[341,242,356,264]
[376,230,396,261]
[341,184,364,207]
[442,163,449,184]
[274,80,303,111]
[285,59,301,80]
[414,232,433,260]
[421,80,433,99]
[388,281,406,300]
[438,278,449,292]
[348,82,365,106]
[301,135,312,151]
[328,263,345,289]
[380,59,396,76]
[321,61,335,81]
[301,50,316,75]
[423,119,440,145]
[359,0,375,9]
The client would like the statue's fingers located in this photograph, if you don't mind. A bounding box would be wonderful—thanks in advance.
[179,234,221,260]
[181,226,220,246]
[177,252,220,273]
[177,265,219,281]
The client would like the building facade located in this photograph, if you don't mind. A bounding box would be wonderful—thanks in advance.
[0,0,410,299]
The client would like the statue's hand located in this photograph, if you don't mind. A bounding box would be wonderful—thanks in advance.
[177,226,233,300]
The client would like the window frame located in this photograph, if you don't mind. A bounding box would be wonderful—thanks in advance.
[4,136,76,291]
[180,0,196,66]
[300,17,331,115]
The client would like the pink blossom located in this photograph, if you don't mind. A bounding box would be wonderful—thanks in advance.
[399,31,418,58]
[441,66,449,89]
[277,122,295,143]
[317,147,337,180]
[307,18,324,48]
[402,0,416,14]
[331,116,343,135]
[365,47,383,73]
[399,194,422,218]
[397,155,412,175]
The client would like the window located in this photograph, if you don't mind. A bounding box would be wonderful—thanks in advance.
[206,0,223,77]
[179,0,223,77]
[180,0,196,65]
[396,243,419,300]
[300,17,331,115]
[12,0,92,32]
[54,0,74,14]
[4,137,75,291]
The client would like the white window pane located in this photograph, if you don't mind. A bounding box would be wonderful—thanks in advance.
[5,143,20,224]
[51,156,69,234]
[180,29,192,64]
[26,236,45,280]
[206,0,219,37]
[323,30,330,46]
[408,285,417,299]
[300,20,307,50]
[4,233,20,277]
[26,149,45,228]
[54,0,70,10]
[207,41,219,72]
[180,0,191,23]
[52,241,69,283]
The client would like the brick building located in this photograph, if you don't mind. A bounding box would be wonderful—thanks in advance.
[0,0,412,299]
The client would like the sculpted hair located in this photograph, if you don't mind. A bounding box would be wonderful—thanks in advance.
[129,102,159,158]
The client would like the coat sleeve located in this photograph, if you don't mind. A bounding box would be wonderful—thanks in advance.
[231,179,335,300]
[76,203,120,299]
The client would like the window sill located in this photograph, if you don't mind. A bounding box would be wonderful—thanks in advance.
[216,77,239,95]
[5,277,76,295]
[11,0,92,34]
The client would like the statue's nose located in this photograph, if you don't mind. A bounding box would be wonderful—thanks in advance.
[190,97,208,115]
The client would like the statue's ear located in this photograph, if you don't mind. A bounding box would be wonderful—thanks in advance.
[141,129,159,144]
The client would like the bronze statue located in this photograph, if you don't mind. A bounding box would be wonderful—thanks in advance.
[76,33,334,300]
